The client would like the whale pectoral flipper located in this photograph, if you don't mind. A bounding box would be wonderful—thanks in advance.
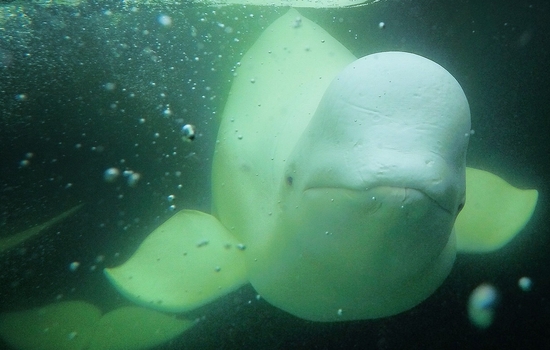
[88,306,194,350]
[0,301,194,350]
[104,210,248,313]
[455,167,538,253]
[0,301,101,350]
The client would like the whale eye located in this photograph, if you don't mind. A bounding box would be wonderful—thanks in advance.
[286,176,293,186]
[457,201,465,213]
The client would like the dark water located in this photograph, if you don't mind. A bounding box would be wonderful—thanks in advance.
[0,0,548,348]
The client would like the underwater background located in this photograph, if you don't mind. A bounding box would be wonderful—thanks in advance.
[0,0,548,348]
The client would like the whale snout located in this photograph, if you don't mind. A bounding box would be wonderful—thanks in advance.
[296,146,466,220]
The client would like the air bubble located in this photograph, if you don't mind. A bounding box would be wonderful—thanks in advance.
[181,124,196,142]
[103,167,120,182]
[69,262,80,272]
[468,283,499,329]
[158,14,172,26]
[518,276,532,291]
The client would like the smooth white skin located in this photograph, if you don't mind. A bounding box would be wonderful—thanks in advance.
[249,52,471,321]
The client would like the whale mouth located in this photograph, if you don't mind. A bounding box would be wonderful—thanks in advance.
[303,185,453,215]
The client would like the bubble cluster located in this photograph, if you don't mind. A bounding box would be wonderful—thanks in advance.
[19,152,34,168]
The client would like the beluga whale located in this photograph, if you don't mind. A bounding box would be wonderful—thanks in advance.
[235,51,469,321]
[104,9,538,322]
[0,8,538,350]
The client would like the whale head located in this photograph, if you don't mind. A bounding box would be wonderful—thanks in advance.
[250,52,471,321]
